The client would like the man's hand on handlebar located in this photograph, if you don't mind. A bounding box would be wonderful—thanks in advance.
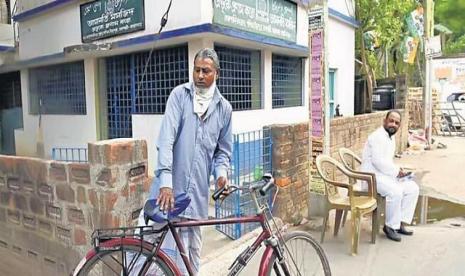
[217,176,230,199]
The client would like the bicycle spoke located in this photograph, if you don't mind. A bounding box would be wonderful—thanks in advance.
[268,232,330,276]
[96,252,125,275]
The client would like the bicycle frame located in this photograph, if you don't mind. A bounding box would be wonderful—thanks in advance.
[157,212,275,276]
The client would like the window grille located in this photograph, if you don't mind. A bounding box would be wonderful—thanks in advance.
[52,147,88,163]
[106,45,189,138]
[29,62,86,115]
[272,55,303,108]
[134,46,189,114]
[215,45,262,111]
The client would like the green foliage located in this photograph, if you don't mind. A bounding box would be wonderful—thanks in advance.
[445,34,465,54]
[355,0,417,78]
[435,0,465,36]
[435,0,465,55]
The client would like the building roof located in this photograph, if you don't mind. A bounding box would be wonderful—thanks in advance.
[435,24,453,35]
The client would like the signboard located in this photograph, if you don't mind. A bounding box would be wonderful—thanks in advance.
[401,36,419,64]
[308,7,323,30]
[213,0,297,42]
[406,6,424,38]
[310,30,323,137]
[80,0,145,43]
[426,35,442,58]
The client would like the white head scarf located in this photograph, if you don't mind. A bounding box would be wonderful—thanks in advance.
[193,81,216,119]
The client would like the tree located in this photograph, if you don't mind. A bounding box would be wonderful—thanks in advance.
[355,0,416,112]
[435,0,465,55]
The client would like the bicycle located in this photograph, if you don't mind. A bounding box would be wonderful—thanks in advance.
[72,174,331,276]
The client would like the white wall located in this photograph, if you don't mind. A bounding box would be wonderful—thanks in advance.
[432,58,465,102]
[0,24,14,46]
[18,0,308,61]
[296,4,310,47]
[16,0,53,13]
[328,0,355,17]
[18,0,205,60]
[15,58,98,159]
[327,18,355,116]
[132,114,164,175]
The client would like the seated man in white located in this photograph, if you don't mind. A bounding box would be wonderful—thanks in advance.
[360,110,419,242]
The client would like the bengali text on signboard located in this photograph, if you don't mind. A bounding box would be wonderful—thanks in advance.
[311,30,324,137]
[80,0,145,43]
[213,0,297,42]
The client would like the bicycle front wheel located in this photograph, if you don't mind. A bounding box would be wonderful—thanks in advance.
[265,231,331,276]
[73,238,176,276]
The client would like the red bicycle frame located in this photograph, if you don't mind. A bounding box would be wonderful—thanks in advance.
[163,211,277,276]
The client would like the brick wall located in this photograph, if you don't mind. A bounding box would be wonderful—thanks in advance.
[270,123,310,225]
[407,87,441,132]
[329,110,409,159]
[0,139,150,275]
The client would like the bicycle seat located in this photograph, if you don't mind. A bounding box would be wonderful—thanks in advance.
[143,193,191,224]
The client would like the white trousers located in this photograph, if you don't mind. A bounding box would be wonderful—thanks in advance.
[375,175,419,229]
[135,210,202,276]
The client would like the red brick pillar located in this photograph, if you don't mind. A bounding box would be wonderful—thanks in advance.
[87,138,150,229]
[270,123,310,225]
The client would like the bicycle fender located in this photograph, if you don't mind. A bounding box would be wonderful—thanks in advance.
[258,245,274,276]
[72,238,182,276]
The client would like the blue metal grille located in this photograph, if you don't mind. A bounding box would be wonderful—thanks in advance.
[52,147,88,163]
[106,45,189,138]
[0,72,21,110]
[29,62,86,114]
[215,45,262,111]
[107,54,132,138]
[215,128,272,240]
[272,55,303,108]
[134,47,189,113]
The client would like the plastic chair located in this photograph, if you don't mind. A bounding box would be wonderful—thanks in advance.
[315,155,377,255]
[338,148,385,231]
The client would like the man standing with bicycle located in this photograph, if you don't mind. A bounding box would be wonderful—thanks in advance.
[142,48,232,275]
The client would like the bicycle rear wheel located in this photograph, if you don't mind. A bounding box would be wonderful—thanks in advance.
[265,231,331,276]
[73,238,176,276]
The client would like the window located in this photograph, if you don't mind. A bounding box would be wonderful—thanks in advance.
[29,62,86,115]
[134,46,189,114]
[215,45,261,111]
[106,45,189,138]
[272,55,303,108]
[329,69,336,118]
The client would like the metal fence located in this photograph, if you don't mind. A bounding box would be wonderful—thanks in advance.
[52,147,88,163]
[215,128,272,240]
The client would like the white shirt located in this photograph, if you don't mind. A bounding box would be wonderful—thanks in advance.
[360,126,399,179]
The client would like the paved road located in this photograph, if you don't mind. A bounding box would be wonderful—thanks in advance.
[398,136,465,204]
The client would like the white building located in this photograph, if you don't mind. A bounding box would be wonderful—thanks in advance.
[327,0,357,117]
[0,0,313,174]
[432,56,465,102]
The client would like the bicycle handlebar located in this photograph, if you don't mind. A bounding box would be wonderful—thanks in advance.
[211,173,274,201]
[211,184,227,201]
[259,174,274,196]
